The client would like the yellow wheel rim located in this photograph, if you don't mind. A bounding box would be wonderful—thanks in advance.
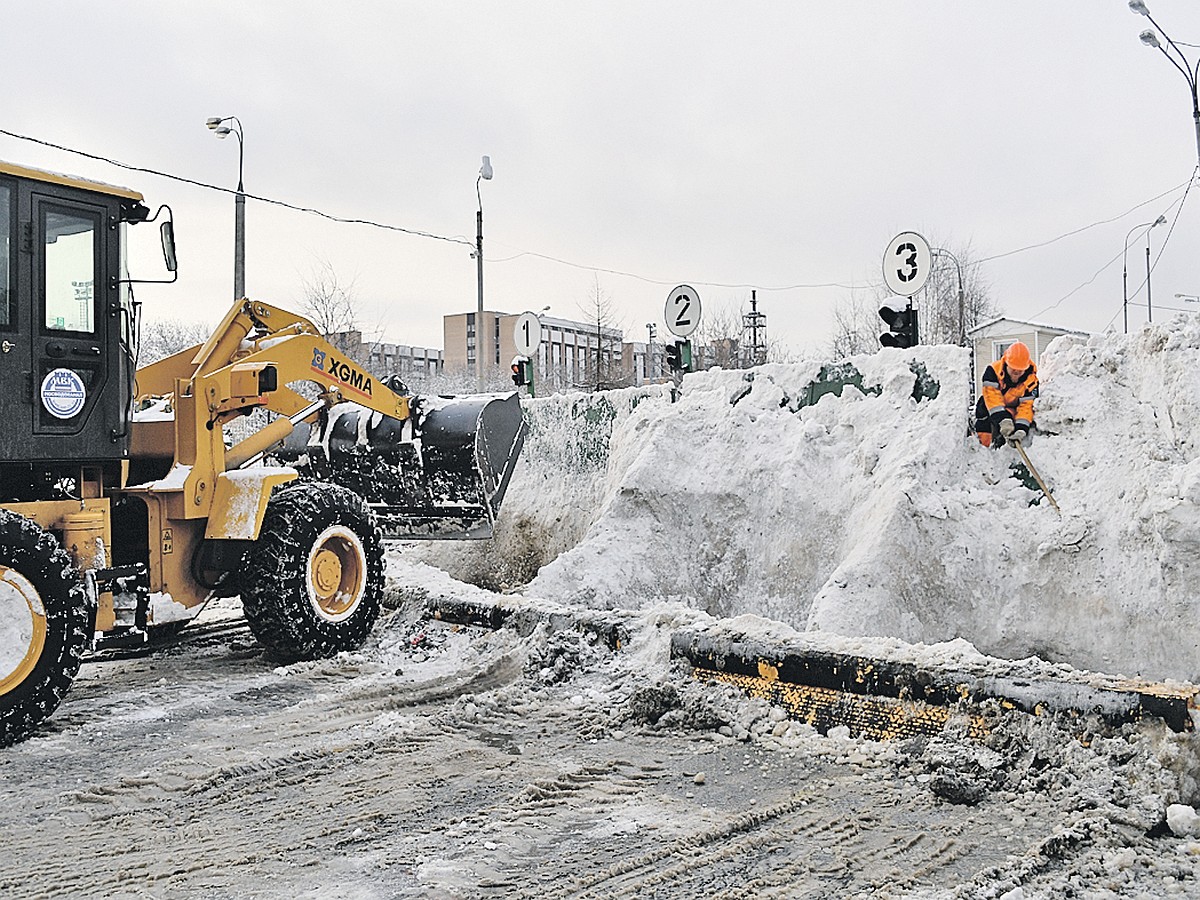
[0,566,48,695]
[306,526,366,622]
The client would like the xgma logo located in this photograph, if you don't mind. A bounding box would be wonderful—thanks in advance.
[311,347,373,397]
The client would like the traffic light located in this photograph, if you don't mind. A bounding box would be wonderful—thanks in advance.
[665,340,692,373]
[665,342,680,372]
[510,356,532,386]
[879,304,919,348]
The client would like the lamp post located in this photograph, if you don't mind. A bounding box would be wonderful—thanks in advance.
[1130,0,1200,166]
[932,247,966,345]
[1175,292,1200,305]
[206,116,245,300]
[1123,216,1166,333]
[1147,215,1168,323]
[475,155,493,391]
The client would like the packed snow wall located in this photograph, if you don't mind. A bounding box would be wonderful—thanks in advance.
[412,317,1200,683]
[408,385,667,590]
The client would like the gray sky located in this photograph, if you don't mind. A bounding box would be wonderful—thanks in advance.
[3,1,1198,355]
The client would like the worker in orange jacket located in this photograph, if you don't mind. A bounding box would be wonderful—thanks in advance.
[975,341,1037,448]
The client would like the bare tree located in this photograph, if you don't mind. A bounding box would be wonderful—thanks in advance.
[920,242,999,346]
[827,290,885,359]
[693,298,744,369]
[765,338,801,364]
[301,258,356,334]
[300,257,373,363]
[827,238,1000,357]
[577,276,627,391]
[138,318,213,365]
[688,295,780,370]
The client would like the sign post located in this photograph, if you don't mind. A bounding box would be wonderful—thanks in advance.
[879,232,931,348]
[664,285,702,401]
[512,311,543,397]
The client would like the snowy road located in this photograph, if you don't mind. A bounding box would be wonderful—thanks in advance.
[2,569,1198,899]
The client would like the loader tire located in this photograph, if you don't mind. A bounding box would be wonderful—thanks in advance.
[241,482,384,661]
[0,510,93,747]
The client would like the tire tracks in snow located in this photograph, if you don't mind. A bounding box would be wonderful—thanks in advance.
[487,786,1005,900]
[0,623,528,899]
[0,612,1125,900]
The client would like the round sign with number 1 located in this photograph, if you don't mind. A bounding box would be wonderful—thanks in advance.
[665,284,701,338]
[512,311,542,356]
[883,232,932,297]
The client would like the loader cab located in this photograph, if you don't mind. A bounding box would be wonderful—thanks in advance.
[0,162,149,498]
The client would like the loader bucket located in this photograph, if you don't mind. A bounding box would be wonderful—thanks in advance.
[276,391,525,540]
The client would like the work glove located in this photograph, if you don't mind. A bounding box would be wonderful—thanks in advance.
[998,419,1015,439]
[1007,428,1027,447]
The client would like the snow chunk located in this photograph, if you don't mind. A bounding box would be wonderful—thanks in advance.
[1167,803,1200,837]
[215,466,298,539]
[148,591,196,626]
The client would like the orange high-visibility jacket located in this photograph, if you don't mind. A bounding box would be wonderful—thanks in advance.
[981,360,1038,429]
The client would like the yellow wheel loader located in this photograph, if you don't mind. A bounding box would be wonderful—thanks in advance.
[0,161,525,746]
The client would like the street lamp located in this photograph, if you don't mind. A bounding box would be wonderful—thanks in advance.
[1130,0,1200,165]
[475,155,493,390]
[1123,216,1166,333]
[1175,292,1200,303]
[932,247,966,345]
[1146,214,1167,323]
[206,116,246,300]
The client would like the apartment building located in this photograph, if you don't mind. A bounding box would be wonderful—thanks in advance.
[325,330,443,382]
[444,310,633,391]
[443,310,509,387]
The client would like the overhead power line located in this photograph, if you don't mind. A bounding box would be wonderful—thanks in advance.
[978,177,1193,264]
[485,248,863,291]
[0,127,472,248]
[1067,166,1197,332]
[1,127,1194,301]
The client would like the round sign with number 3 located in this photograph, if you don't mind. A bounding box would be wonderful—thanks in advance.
[882,232,932,297]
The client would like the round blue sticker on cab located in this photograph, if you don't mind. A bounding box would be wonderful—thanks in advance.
[40,368,87,419]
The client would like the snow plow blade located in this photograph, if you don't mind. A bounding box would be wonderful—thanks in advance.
[278,391,525,539]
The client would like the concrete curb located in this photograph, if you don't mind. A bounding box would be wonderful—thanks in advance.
[425,593,629,651]
[423,595,1199,738]
[672,627,1199,737]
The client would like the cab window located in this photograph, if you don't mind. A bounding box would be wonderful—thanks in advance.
[43,207,97,334]
[0,183,11,328]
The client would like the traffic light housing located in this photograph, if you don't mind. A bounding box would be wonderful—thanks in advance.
[510,356,532,386]
[879,304,919,348]
[665,340,692,373]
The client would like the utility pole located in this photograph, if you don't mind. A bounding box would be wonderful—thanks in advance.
[645,322,657,384]
[475,156,493,390]
[741,290,767,367]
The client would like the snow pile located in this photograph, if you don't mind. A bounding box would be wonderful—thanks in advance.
[413,386,664,590]
[523,348,979,626]
[420,316,1200,682]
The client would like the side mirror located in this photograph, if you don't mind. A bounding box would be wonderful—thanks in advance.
[119,205,178,286]
[160,220,177,273]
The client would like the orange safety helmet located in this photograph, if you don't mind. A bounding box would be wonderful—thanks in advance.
[1003,341,1032,373]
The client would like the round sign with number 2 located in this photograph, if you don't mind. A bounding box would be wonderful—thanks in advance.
[665,285,701,338]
